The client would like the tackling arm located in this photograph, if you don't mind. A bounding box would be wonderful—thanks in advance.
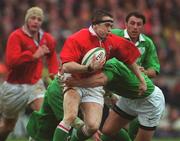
[128,62,147,95]
[64,72,108,88]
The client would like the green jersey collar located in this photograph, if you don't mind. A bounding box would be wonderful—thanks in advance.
[124,29,145,46]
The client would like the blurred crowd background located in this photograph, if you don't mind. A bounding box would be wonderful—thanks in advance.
[0,0,180,139]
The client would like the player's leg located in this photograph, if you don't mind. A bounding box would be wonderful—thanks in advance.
[70,87,105,141]
[53,88,81,141]
[71,102,103,141]
[101,95,137,141]
[134,127,154,141]
[0,82,34,140]
[134,86,165,141]
[30,98,44,111]
[26,93,58,141]
[28,79,46,111]
[27,77,74,141]
[0,117,17,141]
[101,109,131,141]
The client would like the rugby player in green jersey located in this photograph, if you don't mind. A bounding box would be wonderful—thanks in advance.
[65,58,165,141]
[111,11,160,140]
[26,76,84,141]
[112,11,160,78]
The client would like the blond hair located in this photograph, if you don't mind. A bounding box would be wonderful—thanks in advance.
[25,7,44,23]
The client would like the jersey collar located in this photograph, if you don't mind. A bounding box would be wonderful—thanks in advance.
[124,29,145,46]
[22,25,44,38]
[89,25,98,36]
[22,25,44,46]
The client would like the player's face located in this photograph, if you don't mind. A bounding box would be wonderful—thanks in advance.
[94,16,113,40]
[126,16,144,40]
[27,16,43,33]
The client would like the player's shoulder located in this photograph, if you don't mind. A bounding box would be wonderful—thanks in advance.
[110,33,134,45]
[8,28,23,39]
[111,28,124,36]
[43,32,55,41]
[69,28,89,39]
[66,28,89,43]
[141,34,154,43]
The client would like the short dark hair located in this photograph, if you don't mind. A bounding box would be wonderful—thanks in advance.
[91,9,113,25]
[126,11,146,24]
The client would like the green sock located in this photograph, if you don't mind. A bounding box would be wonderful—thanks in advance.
[53,127,69,141]
[128,119,139,140]
[70,127,91,141]
[115,128,132,141]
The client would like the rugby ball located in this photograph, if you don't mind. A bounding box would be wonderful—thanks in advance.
[81,47,106,66]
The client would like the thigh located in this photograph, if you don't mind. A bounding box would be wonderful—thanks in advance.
[81,87,105,106]
[28,79,46,105]
[102,109,130,136]
[1,82,29,119]
[81,102,103,129]
[63,88,81,123]
[30,98,44,111]
[137,86,165,128]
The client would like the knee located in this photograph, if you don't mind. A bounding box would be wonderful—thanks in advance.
[86,122,99,135]
[63,113,77,125]
[1,120,16,133]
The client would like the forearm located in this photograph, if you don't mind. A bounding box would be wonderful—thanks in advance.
[65,73,108,88]
[128,63,145,83]
[62,62,88,73]
[81,73,107,87]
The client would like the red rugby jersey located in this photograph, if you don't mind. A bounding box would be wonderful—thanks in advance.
[5,28,59,84]
[60,27,140,66]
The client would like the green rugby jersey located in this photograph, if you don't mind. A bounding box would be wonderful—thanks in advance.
[111,29,160,73]
[104,58,155,99]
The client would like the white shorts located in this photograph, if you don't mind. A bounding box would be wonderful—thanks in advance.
[0,79,45,119]
[64,86,105,106]
[62,73,105,106]
[115,86,165,128]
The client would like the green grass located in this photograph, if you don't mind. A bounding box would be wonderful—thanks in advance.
[7,138,180,141]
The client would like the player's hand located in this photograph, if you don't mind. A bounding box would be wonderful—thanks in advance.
[64,77,81,87]
[87,55,106,72]
[57,69,66,87]
[138,66,145,72]
[33,45,50,59]
[92,130,102,141]
[104,93,119,107]
[138,81,147,95]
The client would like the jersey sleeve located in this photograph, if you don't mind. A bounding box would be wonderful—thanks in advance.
[5,32,34,68]
[103,59,120,82]
[45,34,59,74]
[143,39,160,73]
[111,36,140,65]
[60,37,82,64]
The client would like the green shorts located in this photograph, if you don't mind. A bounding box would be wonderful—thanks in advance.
[27,77,64,141]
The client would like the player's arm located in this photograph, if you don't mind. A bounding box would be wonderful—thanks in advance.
[138,66,157,78]
[62,62,89,73]
[112,36,147,94]
[64,72,108,88]
[62,55,105,74]
[142,38,160,78]
[128,62,147,95]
